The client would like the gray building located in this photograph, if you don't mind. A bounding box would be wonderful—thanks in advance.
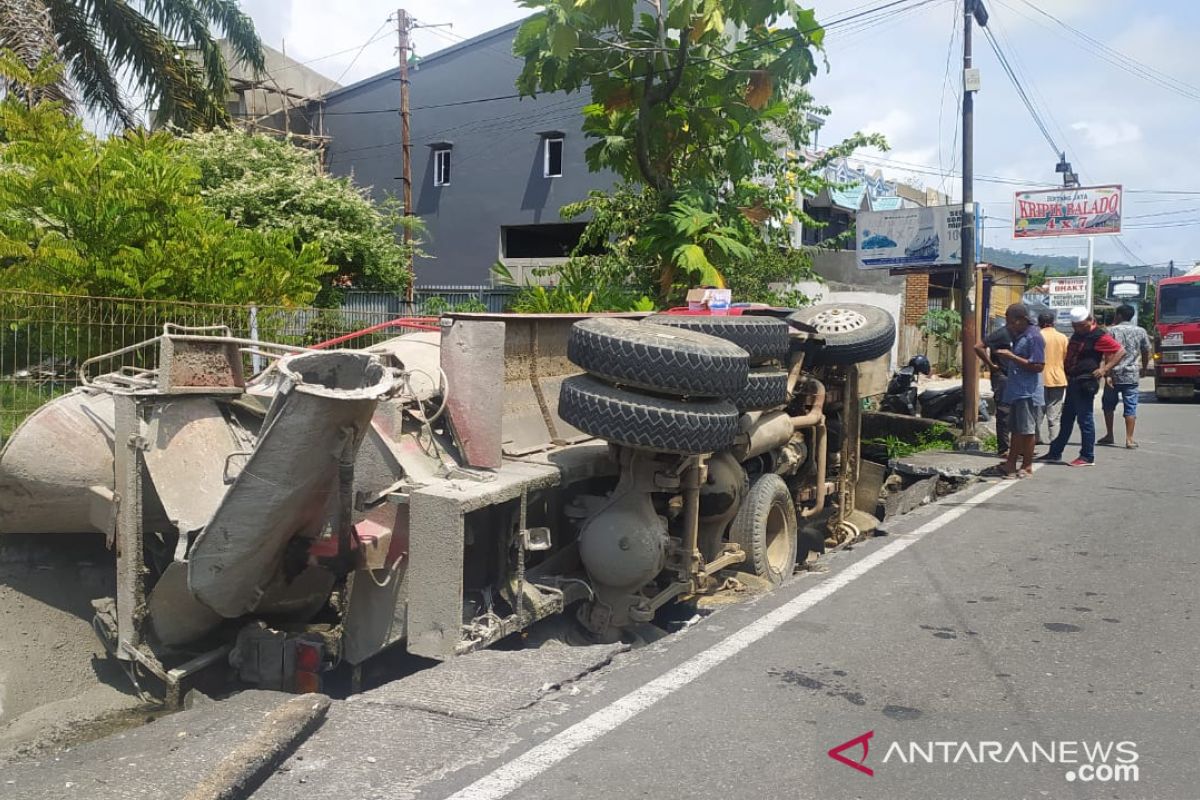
[319,21,615,287]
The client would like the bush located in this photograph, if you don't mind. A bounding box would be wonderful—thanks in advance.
[0,79,330,306]
[182,129,423,304]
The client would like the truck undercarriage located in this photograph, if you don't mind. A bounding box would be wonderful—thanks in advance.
[0,307,894,703]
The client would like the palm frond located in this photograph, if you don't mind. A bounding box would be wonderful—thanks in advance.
[86,0,227,128]
[140,0,229,96]
[193,0,265,73]
[0,0,74,108]
[45,0,133,125]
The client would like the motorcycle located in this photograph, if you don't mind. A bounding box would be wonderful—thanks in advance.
[881,355,989,425]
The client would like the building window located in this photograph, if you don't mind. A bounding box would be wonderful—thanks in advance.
[501,223,605,259]
[434,148,451,186]
[544,137,563,178]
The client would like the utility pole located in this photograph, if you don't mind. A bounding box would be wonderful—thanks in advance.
[958,0,987,449]
[1169,259,1175,278]
[397,8,415,305]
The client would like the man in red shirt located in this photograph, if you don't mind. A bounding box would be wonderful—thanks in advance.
[1038,307,1124,466]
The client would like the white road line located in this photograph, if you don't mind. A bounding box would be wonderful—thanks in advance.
[445,477,1022,800]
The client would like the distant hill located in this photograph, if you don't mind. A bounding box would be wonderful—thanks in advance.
[981,246,1142,276]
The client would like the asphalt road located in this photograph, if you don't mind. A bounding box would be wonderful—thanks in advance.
[420,383,1200,800]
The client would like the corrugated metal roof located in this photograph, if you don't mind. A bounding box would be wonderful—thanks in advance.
[828,186,866,210]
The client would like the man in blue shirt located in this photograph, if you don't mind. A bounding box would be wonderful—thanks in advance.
[992,303,1045,478]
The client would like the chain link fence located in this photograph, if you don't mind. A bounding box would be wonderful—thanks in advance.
[0,291,428,442]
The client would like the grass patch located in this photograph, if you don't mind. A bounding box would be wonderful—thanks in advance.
[866,422,956,460]
[1,382,68,443]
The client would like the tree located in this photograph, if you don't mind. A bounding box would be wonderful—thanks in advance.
[512,0,883,301]
[0,0,264,129]
[0,61,329,306]
[181,129,422,302]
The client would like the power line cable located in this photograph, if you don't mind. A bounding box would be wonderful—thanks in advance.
[1009,0,1200,102]
[319,0,945,119]
[987,5,1080,174]
[269,30,395,77]
[333,19,392,86]
[980,24,1060,159]
[935,0,961,197]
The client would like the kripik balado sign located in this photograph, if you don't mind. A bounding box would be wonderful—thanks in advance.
[1013,184,1122,239]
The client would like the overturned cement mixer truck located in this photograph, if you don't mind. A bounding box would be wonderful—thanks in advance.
[0,305,894,701]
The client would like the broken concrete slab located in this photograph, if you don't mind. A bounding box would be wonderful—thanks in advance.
[881,474,940,520]
[256,641,626,800]
[355,641,625,721]
[890,449,999,479]
[0,691,326,800]
[255,703,487,800]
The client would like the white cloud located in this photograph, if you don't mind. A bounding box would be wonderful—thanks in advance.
[1070,120,1142,149]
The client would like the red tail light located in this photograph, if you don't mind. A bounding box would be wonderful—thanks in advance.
[295,641,322,673]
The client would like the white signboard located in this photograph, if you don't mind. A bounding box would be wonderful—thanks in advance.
[856,205,963,270]
[1107,276,1146,300]
[1046,276,1088,323]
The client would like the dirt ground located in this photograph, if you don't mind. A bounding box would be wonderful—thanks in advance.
[0,534,146,762]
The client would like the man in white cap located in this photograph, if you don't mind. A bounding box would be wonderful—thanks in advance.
[1038,307,1124,466]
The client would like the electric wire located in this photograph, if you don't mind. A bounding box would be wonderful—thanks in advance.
[979,24,1060,159]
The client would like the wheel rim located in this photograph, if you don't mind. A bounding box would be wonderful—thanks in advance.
[764,502,792,579]
[809,307,868,335]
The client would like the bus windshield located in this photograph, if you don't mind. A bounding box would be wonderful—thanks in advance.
[1158,283,1200,323]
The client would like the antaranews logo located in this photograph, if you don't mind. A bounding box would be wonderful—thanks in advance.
[827,732,1139,784]
[827,731,875,776]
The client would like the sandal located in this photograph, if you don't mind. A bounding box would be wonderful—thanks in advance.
[1097,436,1116,446]
[1126,442,1139,449]
[981,465,1021,479]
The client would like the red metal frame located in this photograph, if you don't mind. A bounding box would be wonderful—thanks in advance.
[310,317,440,349]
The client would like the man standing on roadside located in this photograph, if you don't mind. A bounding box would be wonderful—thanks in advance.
[1036,310,1069,445]
[1039,307,1125,467]
[974,323,1012,457]
[992,303,1045,477]
[1099,303,1152,449]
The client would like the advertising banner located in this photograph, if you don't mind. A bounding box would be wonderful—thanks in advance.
[1046,276,1089,311]
[856,205,964,269]
[1107,276,1147,301]
[1013,185,1122,239]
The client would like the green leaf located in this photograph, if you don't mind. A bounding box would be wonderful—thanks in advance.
[550,24,579,60]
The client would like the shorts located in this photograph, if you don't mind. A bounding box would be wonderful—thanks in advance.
[1102,383,1140,417]
[1008,397,1039,435]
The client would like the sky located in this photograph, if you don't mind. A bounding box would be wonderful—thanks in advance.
[238,0,1200,273]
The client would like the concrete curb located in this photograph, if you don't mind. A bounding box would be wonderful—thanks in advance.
[181,694,330,800]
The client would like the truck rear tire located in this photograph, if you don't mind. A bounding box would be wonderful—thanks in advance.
[568,317,749,398]
[642,314,791,363]
[559,374,740,454]
[731,367,790,411]
[789,303,895,366]
[729,474,798,586]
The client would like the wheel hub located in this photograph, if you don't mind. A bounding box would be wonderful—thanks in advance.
[810,307,868,334]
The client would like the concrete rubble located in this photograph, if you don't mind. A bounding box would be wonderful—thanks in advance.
[0,642,625,800]
[0,691,328,800]
[889,449,1000,480]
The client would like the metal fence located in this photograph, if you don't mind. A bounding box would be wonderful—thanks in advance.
[342,287,519,317]
[0,291,417,442]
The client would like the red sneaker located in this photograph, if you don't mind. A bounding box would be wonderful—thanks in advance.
[1068,458,1094,467]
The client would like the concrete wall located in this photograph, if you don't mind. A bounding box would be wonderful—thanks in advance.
[321,23,617,287]
[809,250,906,294]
